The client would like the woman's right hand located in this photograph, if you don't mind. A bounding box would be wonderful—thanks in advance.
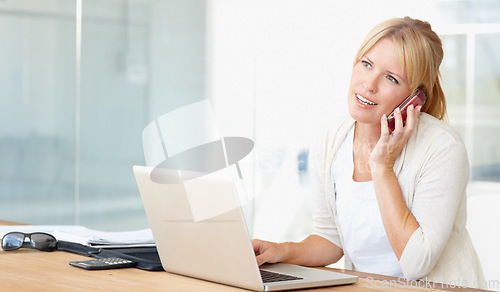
[252,239,286,266]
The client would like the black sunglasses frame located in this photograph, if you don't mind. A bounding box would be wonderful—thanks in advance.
[1,232,57,252]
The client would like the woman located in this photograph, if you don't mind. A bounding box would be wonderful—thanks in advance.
[252,17,484,287]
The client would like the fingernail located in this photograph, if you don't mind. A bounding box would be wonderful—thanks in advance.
[382,114,387,120]
[395,107,401,114]
[417,106,422,112]
[408,104,414,111]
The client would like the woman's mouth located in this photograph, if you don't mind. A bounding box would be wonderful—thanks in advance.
[356,94,377,106]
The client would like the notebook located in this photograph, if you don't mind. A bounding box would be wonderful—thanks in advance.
[133,165,357,291]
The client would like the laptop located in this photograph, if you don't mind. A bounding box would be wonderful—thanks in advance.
[133,165,357,291]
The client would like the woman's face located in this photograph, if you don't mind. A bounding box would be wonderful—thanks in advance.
[348,37,412,126]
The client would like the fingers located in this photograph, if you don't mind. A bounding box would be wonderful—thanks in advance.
[252,239,284,266]
[404,104,421,133]
[252,239,271,266]
[380,114,390,141]
[389,105,421,140]
[372,105,421,172]
[252,239,281,266]
[391,107,404,139]
[256,254,267,266]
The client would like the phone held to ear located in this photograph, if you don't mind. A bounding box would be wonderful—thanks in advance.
[387,88,426,132]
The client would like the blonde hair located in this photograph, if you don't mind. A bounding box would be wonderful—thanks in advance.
[354,17,447,121]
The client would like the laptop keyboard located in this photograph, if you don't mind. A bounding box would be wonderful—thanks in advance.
[260,270,303,283]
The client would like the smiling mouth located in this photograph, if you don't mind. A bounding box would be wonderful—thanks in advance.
[356,94,377,106]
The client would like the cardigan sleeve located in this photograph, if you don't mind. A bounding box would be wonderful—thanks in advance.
[309,123,343,249]
[398,133,470,280]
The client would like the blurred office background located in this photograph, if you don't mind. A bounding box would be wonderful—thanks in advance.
[1,0,499,286]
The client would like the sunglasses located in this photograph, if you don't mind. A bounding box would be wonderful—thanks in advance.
[1,232,57,252]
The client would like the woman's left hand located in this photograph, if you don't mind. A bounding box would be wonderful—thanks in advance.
[369,105,421,174]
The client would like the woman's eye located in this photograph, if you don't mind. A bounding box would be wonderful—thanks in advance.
[361,60,372,69]
[387,75,399,84]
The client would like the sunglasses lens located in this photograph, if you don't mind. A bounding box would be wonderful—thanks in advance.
[2,232,25,251]
[30,233,57,251]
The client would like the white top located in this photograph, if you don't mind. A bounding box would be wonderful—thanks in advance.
[310,114,484,288]
[334,128,403,277]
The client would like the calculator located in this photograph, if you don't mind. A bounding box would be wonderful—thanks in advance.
[69,257,136,270]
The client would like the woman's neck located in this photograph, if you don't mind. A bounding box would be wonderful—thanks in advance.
[354,121,381,145]
[352,121,381,182]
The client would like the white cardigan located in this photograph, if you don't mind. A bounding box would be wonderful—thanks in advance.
[310,113,484,287]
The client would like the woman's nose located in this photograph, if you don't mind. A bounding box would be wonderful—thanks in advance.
[363,75,378,93]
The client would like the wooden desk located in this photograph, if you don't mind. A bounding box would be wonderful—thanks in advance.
[0,221,488,292]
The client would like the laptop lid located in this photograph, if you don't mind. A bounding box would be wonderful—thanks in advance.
[133,165,357,291]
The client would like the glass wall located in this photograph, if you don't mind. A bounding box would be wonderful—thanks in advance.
[436,1,500,284]
[77,0,150,230]
[0,0,207,230]
[472,33,500,181]
[0,1,77,225]
[438,0,500,182]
